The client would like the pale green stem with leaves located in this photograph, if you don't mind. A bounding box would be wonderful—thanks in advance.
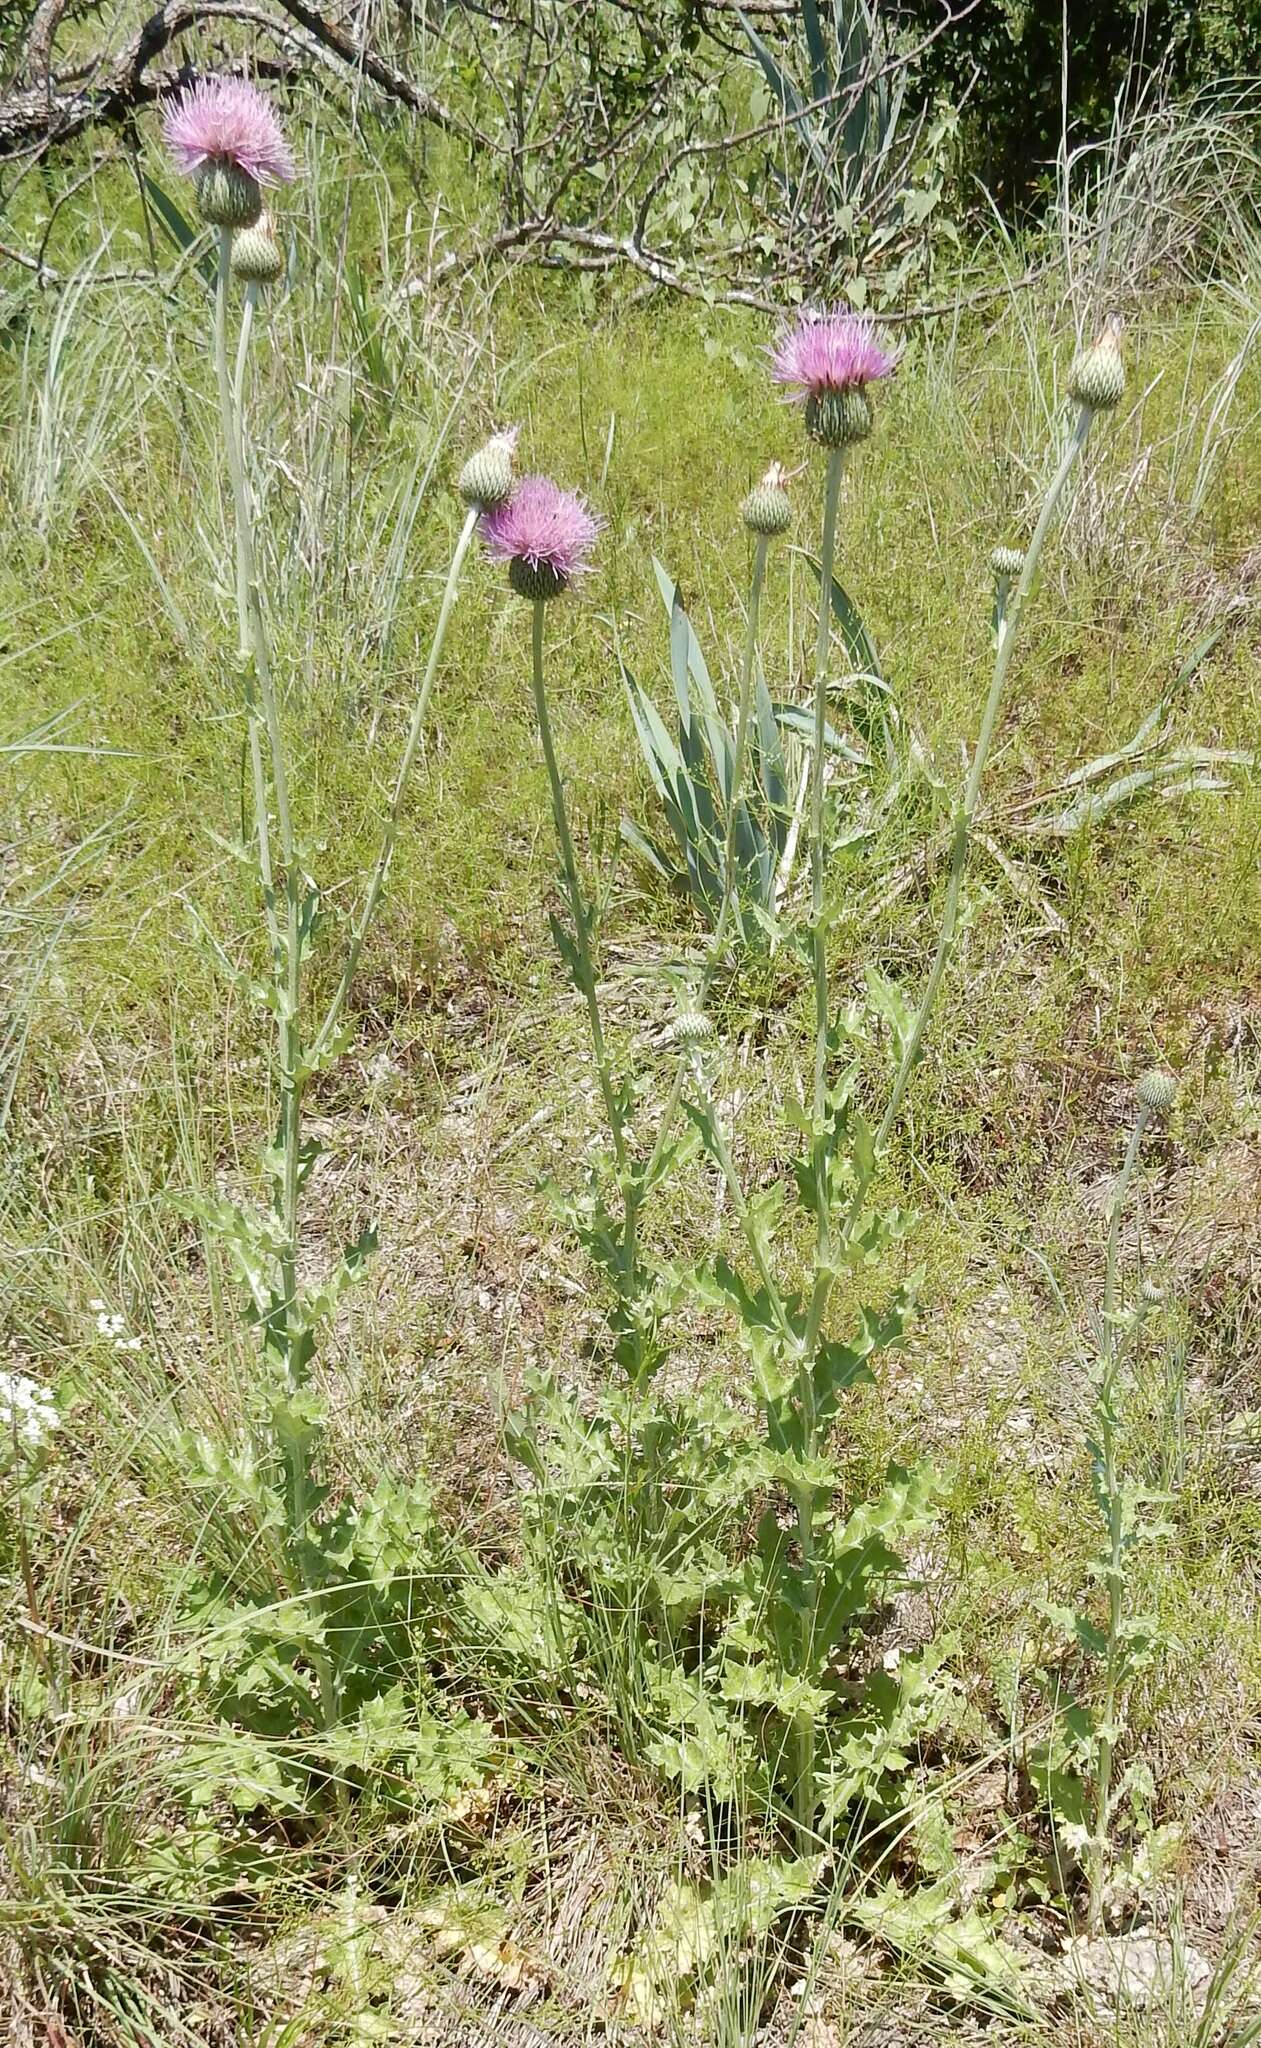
[215,229,315,1620]
[313,505,481,1061]
[790,443,845,1851]
[1089,1096,1153,1933]
[215,235,278,966]
[871,404,1095,1160]
[529,597,627,1173]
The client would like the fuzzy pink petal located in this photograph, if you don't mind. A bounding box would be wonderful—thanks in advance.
[769,310,898,399]
[163,78,296,185]
[480,475,601,581]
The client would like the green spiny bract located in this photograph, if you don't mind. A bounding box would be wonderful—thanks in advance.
[1069,317,1127,412]
[508,555,568,601]
[991,546,1024,581]
[741,463,793,537]
[671,1009,714,1045]
[1136,1069,1177,1113]
[231,216,284,285]
[458,430,518,511]
[196,160,263,229]
[804,387,872,448]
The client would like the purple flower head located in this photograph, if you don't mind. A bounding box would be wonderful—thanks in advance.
[770,310,897,401]
[163,78,296,186]
[481,475,601,601]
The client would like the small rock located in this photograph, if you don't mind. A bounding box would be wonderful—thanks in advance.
[1060,1931,1212,2011]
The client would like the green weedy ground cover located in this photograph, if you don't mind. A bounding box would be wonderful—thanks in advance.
[1,127,1260,2045]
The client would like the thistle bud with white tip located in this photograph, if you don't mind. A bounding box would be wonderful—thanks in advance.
[672,1010,714,1047]
[741,462,793,538]
[991,546,1024,582]
[231,213,284,285]
[1069,314,1127,413]
[458,428,519,512]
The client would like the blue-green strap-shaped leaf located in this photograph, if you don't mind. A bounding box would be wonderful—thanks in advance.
[800,0,833,110]
[735,7,827,172]
[142,174,215,289]
[805,554,883,678]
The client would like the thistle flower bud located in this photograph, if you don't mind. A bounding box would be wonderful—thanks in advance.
[671,1010,714,1047]
[1068,314,1127,413]
[231,213,284,285]
[991,546,1024,582]
[741,462,793,537]
[804,388,872,449]
[195,160,263,230]
[1136,1070,1177,1114]
[458,428,519,512]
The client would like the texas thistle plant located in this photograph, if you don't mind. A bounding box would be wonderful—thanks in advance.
[481,472,677,1388]
[487,312,1131,1871]
[672,309,1129,1855]
[156,81,500,1795]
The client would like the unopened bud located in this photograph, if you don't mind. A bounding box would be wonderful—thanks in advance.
[991,546,1024,582]
[1068,314,1127,412]
[672,1010,714,1047]
[231,213,284,285]
[458,428,519,511]
[742,462,793,537]
[1136,1070,1177,1114]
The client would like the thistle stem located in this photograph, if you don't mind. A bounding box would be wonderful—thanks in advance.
[314,506,480,1060]
[215,228,306,1568]
[792,442,845,1855]
[1089,1098,1152,1933]
[529,598,627,1172]
[872,405,1094,1157]
[215,232,278,965]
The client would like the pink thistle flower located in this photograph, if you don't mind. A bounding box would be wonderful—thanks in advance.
[480,475,601,601]
[163,78,296,188]
[770,310,897,399]
[771,309,899,447]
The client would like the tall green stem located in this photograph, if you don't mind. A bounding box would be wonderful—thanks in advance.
[789,445,845,1854]
[1089,1099,1152,1932]
[529,598,627,1172]
[215,229,306,1562]
[215,234,279,965]
[314,506,481,1060]
[871,405,1094,1158]
[810,450,845,1129]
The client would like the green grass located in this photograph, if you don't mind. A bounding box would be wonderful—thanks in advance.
[2,118,1260,2048]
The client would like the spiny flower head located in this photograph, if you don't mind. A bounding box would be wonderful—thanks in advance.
[742,461,793,537]
[991,545,1024,581]
[231,212,284,285]
[164,78,294,225]
[1069,312,1126,412]
[459,427,520,511]
[771,308,898,445]
[480,474,601,600]
[1136,1069,1177,1114]
[770,309,898,399]
[671,1009,714,1047]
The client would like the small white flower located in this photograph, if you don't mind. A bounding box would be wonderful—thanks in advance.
[0,1371,59,1449]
